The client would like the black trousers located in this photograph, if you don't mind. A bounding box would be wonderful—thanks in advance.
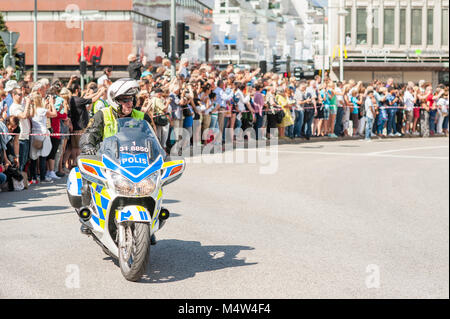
[30,156,47,180]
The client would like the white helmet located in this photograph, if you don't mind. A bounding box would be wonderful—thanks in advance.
[107,78,140,113]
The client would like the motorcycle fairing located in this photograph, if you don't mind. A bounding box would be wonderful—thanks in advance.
[102,154,164,184]
[151,189,163,231]
[161,160,185,183]
[78,158,107,184]
[116,205,151,223]
[90,182,111,230]
[67,167,83,196]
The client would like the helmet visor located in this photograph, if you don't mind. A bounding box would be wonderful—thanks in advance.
[116,96,134,104]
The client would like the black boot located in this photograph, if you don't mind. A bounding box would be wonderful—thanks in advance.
[151,234,157,245]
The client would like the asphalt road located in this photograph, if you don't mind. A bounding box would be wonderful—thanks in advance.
[0,137,448,299]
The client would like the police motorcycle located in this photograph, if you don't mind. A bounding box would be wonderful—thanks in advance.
[67,117,185,281]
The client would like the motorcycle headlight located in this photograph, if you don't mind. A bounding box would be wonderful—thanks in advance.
[109,171,158,196]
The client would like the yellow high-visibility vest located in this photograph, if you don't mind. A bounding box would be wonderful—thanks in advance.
[101,107,145,139]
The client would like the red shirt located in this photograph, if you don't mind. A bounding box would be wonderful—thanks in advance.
[51,111,68,139]
[426,93,435,109]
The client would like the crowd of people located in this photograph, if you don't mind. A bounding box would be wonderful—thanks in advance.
[0,54,449,191]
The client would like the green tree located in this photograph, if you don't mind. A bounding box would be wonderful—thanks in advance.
[0,12,9,65]
[0,12,17,69]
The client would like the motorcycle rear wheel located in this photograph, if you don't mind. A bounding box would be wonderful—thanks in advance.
[118,222,151,282]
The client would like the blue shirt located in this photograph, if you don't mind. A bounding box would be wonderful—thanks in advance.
[386,94,397,110]
[183,105,194,128]
[3,94,13,117]
[350,96,359,114]
[0,120,12,151]
[213,87,234,108]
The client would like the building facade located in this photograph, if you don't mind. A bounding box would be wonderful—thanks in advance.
[328,0,449,85]
[211,0,304,69]
[1,0,212,79]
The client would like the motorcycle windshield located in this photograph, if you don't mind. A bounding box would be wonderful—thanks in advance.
[98,118,165,177]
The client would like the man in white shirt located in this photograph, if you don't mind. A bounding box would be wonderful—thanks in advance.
[403,86,416,135]
[293,83,309,138]
[97,67,112,86]
[364,89,376,141]
[213,80,234,142]
[9,88,33,171]
[334,81,345,136]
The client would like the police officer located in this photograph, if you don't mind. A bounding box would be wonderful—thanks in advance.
[80,78,154,155]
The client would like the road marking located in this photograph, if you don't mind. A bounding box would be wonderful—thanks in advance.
[367,145,449,155]
[235,147,449,160]
[0,211,73,222]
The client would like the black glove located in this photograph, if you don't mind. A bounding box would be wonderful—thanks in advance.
[82,146,97,155]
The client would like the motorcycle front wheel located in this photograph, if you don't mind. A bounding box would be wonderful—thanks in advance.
[118,222,151,282]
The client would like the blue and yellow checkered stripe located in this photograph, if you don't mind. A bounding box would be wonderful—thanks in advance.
[152,189,163,230]
[75,167,82,195]
[90,182,111,229]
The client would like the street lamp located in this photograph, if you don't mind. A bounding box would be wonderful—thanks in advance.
[33,0,37,82]
[306,6,327,82]
[337,3,348,82]
[61,10,102,91]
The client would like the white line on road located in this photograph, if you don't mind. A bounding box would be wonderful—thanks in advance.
[367,145,449,155]
[235,147,449,160]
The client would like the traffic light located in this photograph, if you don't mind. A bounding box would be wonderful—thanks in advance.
[176,22,190,56]
[80,60,87,76]
[286,56,291,74]
[293,67,302,80]
[91,46,103,80]
[259,61,267,74]
[157,20,170,55]
[15,52,25,71]
[272,55,281,73]
[283,72,291,78]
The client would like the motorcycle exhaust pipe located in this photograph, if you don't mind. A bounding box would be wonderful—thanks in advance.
[78,207,92,221]
[159,208,170,221]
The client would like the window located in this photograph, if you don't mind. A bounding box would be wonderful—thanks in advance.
[268,1,280,9]
[357,8,367,44]
[372,8,379,45]
[411,9,422,45]
[384,8,395,45]
[443,9,449,45]
[345,9,351,43]
[427,9,433,45]
[400,9,406,44]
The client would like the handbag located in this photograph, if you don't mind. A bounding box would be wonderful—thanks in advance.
[275,109,285,124]
[12,178,24,191]
[32,136,44,150]
[155,113,168,126]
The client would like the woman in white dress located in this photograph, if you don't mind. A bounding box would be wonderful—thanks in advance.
[29,92,57,184]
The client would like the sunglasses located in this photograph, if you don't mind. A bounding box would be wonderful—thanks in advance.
[117,97,133,103]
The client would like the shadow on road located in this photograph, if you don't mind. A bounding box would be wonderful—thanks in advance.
[20,205,70,211]
[138,239,256,284]
[0,178,67,209]
[103,240,256,284]
[162,199,181,204]
[96,240,258,285]
[300,145,324,149]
